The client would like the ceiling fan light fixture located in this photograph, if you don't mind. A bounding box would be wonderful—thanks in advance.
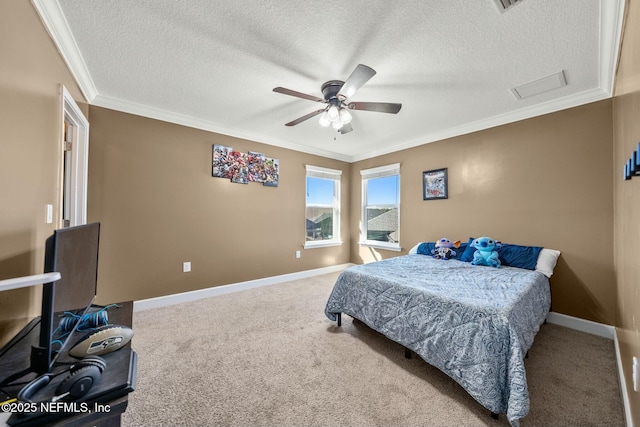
[318,112,331,127]
[327,105,340,121]
[275,64,401,133]
[339,108,352,124]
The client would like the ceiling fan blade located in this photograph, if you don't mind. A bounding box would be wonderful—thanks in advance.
[338,64,376,99]
[339,123,353,134]
[273,87,324,103]
[347,102,402,114]
[285,109,326,126]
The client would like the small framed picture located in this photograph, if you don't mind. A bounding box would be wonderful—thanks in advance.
[423,168,448,200]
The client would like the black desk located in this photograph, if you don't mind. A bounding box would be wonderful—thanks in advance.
[0,302,137,427]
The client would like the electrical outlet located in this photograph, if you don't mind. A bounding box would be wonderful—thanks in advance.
[295,250,301,259]
[183,262,191,273]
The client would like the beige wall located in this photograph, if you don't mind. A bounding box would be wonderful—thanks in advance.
[613,0,640,423]
[350,100,615,325]
[0,1,87,346]
[91,101,617,325]
[87,107,350,303]
[1,4,636,420]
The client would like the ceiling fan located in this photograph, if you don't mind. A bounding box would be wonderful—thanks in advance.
[273,64,402,134]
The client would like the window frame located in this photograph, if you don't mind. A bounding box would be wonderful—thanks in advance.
[304,165,342,249]
[360,163,401,251]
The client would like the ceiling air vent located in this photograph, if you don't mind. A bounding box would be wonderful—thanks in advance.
[510,70,567,100]
[494,0,523,13]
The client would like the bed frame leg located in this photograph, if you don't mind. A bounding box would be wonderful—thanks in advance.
[337,313,341,327]
[491,412,499,420]
[404,347,412,359]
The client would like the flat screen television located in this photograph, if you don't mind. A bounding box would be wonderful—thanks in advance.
[30,222,101,374]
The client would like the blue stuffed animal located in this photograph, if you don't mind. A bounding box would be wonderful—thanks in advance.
[431,238,461,260]
[470,237,501,268]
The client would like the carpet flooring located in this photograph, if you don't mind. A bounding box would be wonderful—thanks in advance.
[122,272,625,426]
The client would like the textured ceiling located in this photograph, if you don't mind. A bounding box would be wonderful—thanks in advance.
[34,0,624,162]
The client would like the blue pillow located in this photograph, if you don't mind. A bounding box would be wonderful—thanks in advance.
[416,242,437,255]
[418,241,468,261]
[497,244,543,270]
[460,237,476,262]
[460,238,542,269]
[452,242,468,261]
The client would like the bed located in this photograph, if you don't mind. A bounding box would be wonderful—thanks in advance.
[324,241,559,427]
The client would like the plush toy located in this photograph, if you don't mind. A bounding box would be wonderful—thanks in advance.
[470,236,502,268]
[431,238,461,260]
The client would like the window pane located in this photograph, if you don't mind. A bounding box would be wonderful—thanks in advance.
[306,206,334,241]
[307,177,334,205]
[366,207,398,242]
[367,175,398,205]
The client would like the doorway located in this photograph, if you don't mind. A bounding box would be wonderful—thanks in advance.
[61,85,89,227]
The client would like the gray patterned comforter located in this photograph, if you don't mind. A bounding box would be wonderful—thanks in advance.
[324,255,551,426]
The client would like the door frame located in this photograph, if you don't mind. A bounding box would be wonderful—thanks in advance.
[60,85,89,227]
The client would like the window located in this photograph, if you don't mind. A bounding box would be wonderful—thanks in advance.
[305,165,342,248]
[361,163,401,251]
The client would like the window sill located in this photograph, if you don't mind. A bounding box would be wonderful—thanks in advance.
[304,241,343,249]
[358,242,402,252]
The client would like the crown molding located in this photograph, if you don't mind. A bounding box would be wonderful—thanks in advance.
[32,0,625,164]
[350,87,610,162]
[599,0,626,96]
[91,94,353,162]
[31,0,98,102]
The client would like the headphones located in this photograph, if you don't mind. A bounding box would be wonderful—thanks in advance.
[18,356,107,403]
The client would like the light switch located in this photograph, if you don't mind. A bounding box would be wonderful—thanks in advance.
[46,204,53,224]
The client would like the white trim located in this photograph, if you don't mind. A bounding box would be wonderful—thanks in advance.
[30,1,624,165]
[599,0,626,97]
[306,165,341,245]
[351,88,609,162]
[361,164,401,250]
[360,163,400,178]
[94,84,610,165]
[304,241,343,249]
[31,0,98,102]
[545,311,614,340]
[61,85,90,226]
[305,165,342,177]
[358,242,402,252]
[93,94,354,162]
[350,0,626,162]
[614,331,634,427]
[539,312,634,425]
[133,263,353,312]
[31,0,624,165]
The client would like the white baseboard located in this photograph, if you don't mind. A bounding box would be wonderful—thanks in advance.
[545,312,632,426]
[545,311,615,340]
[614,331,634,427]
[133,263,353,312]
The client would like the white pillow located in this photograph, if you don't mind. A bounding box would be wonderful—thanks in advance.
[535,248,561,278]
[408,242,423,254]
